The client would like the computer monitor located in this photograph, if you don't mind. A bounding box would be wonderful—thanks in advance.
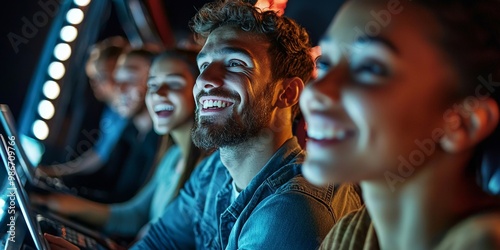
[0,104,41,185]
[0,134,50,249]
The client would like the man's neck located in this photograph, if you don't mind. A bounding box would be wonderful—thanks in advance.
[220,128,292,191]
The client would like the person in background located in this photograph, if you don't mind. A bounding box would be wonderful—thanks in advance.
[86,36,129,104]
[41,49,161,203]
[33,49,206,242]
[300,0,500,249]
[39,37,129,178]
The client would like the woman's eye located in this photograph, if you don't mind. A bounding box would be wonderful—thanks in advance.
[355,63,387,75]
[316,58,332,77]
[199,63,208,71]
[316,59,331,71]
[147,83,159,91]
[352,61,389,83]
[228,60,245,67]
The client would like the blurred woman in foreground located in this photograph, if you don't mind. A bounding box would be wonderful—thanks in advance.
[300,0,500,249]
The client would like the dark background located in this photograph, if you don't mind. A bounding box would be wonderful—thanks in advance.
[0,1,56,122]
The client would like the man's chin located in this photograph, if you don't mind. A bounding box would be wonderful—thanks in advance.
[192,127,216,149]
[192,124,243,150]
[197,115,225,124]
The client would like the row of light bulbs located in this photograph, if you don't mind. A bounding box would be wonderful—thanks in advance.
[33,0,90,140]
[0,0,91,220]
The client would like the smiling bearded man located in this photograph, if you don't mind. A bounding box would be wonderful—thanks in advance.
[130,1,363,249]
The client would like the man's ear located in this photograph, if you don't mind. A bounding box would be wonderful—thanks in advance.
[275,77,304,109]
[440,98,499,153]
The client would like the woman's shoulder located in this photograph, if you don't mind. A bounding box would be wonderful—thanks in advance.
[436,210,500,250]
[320,206,380,250]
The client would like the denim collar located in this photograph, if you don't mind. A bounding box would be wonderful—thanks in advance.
[223,137,303,219]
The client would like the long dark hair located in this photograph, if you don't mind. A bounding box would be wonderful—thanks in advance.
[153,135,206,198]
[417,0,500,194]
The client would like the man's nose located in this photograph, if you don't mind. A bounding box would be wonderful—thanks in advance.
[195,63,225,92]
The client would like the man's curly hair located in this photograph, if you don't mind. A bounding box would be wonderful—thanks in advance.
[189,0,314,84]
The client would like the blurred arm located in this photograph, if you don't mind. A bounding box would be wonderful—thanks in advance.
[31,193,110,228]
[38,149,104,177]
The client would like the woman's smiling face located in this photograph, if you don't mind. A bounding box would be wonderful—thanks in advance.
[146,57,196,135]
[300,0,461,186]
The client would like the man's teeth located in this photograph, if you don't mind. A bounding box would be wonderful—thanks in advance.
[308,128,348,140]
[202,100,229,109]
[154,104,174,112]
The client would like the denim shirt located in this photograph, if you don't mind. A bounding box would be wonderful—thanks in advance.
[132,137,362,250]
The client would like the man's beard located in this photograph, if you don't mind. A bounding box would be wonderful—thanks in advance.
[191,88,273,150]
